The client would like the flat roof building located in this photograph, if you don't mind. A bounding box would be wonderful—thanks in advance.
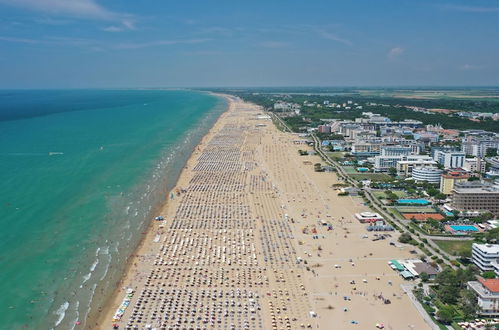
[467,278,499,316]
[451,182,499,215]
[472,243,499,272]
[440,170,471,195]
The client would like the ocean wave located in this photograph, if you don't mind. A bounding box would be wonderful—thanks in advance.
[90,258,99,272]
[80,273,91,288]
[54,301,69,327]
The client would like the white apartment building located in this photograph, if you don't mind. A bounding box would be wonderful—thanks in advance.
[411,167,443,184]
[374,155,433,172]
[463,157,486,173]
[434,150,465,169]
[380,146,412,156]
[472,243,499,271]
[467,278,499,316]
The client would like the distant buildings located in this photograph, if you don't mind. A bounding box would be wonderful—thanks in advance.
[451,181,499,215]
[461,131,499,158]
[433,149,465,169]
[374,155,434,172]
[317,124,331,134]
[396,159,438,177]
[463,157,486,173]
[411,167,443,184]
[273,101,301,115]
[440,170,471,195]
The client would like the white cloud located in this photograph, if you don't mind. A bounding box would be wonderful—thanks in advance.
[441,4,499,13]
[103,25,124,32]
[0,35,40,43]
[460,64,482,70]
[388,47,404,59]
[0,35,211,51]
[0,0,135,29]
[112,38,211,50]
[259,41,288,49]
[318,30,352,46]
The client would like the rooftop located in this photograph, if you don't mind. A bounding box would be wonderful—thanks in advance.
[473,243,499,254]
[479,278,499,293]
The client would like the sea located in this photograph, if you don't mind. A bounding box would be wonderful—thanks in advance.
[0,89,227,329]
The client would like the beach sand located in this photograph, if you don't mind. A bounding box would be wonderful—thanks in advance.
[95,96,431,329]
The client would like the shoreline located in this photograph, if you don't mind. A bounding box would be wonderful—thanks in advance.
[96,96,432,329]
[90,93,234,329]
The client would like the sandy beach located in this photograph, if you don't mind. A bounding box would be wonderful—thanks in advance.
[96,95,432,329]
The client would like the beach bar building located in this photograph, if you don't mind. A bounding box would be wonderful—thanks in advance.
[355,212,384,223]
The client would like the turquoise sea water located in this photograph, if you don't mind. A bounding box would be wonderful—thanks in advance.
[0,90,226,329]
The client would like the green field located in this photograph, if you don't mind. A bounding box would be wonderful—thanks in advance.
[432,239,474,257]
[326,151,345,159]
[349,173,394,181]
[341,166,393,181]
[395,206,437,213]
[373,190,408,199]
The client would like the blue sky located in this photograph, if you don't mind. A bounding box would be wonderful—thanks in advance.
[0,0,498,88]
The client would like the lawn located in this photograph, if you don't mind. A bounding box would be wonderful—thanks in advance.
[326,151,345,159]
[373,190,408,199]
[395,206,437,213]
[432,240,474,257]
[350,173,394,181]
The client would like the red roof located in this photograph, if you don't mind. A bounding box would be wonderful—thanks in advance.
[479,278,499,293]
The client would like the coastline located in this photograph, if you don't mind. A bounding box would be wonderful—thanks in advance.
[96,95,432,329]
[91,93,234,329]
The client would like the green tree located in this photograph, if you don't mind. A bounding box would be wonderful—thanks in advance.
[460,290,477,319]
[398,233,412,244]
[482,271,497,279]
[485,228,499,243]
[485,148,497,157]
[437,305,455,324]
[420,272,430,282]
[459,248,472,259]
[388,167,397,176]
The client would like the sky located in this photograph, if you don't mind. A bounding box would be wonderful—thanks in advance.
[0,0,499,88]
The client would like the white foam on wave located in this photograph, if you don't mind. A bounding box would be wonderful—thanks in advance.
[69,301,80,330]
[54,301,69,327]
[90,258,99,272]
[80,273,91,288]
[100,254,112,281]
[101,245,110,255]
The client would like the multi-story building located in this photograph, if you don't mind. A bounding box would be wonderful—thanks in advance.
[380,146,412,156]
[440,170,471,194]
[433,150,465,169]
[374,155,433,172]
[411,167,443,184]
[467,278,499,316]
[318,124,331,133]
[472,243,499,271]
[397,160,438,177]
[461,131,499,158]
[351,142,382,156]
[463,157,486,173]
[452,182,499,215]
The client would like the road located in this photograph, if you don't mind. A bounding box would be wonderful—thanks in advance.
[309,133,457,270]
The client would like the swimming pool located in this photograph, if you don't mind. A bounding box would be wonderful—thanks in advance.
[397,199,430,205]
[450,225,478,232]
